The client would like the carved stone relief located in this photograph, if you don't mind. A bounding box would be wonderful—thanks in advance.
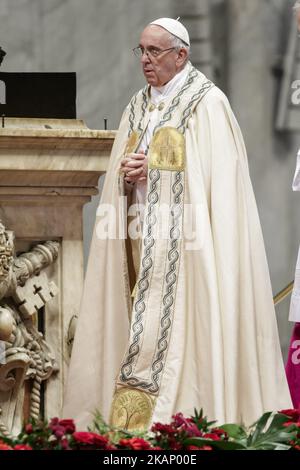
[0,221,59,436]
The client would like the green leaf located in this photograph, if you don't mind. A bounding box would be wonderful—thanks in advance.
[250,440,292,451]
[249,425,297,450]
[274,444,292,450]
[220,424,247,440]
[90,410,111,435]
[184,437,247,450]
[264,413,292,434]
[248,412,272,445]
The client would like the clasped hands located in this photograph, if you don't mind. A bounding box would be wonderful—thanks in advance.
[120,151,148,184]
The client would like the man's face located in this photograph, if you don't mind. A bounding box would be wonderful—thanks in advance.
[139,25,181,87]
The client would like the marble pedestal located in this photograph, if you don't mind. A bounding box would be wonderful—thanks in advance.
[0,118,114,422]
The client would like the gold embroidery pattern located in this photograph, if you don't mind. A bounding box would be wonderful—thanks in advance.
[119,170,184,395]
[149,127,185,171]
[110,387,155,431]
[124,130,141,155]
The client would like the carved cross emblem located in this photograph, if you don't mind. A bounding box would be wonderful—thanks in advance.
[149,127,185,171]
[157,135,177,166]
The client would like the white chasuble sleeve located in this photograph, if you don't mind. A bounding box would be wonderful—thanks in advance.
[182,88,292,424]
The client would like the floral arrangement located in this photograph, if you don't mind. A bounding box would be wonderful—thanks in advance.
[0,408,300,451]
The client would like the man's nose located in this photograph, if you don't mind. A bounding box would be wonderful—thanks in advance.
[141,51,150,64]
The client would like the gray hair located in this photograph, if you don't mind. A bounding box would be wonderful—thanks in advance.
[168,33,190,61]
[294,1,300,10]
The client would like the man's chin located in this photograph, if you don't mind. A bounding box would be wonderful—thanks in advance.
[143,73,158,86]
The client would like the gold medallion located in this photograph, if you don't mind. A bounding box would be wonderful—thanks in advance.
[110,387,155,431]
[149,127,185,171]
[149,102,165,112]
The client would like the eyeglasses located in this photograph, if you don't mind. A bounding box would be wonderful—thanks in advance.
[132,46,176,58]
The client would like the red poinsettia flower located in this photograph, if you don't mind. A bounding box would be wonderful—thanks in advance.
[186,445,213,451]
[58,419,76,434]
[53,426,66,438]
[25,424,33,434]
[73,432,109,448]
[211,428,226,437]
[202,433,221,441]
[184,423,202,437]
[172,413,194,428]
[49,418,68,438]
[49,417,60,426]
[279,409,300,423]
[14,444,33,450]
[93,434,110,448]
[119,438,152,450]
[289,440,300,450]
[0,440,12,450]
[73,432,97,445]
[60,437,71,450]
[283,421,300,428]
[170,413,202,437]
[151,423,177,435]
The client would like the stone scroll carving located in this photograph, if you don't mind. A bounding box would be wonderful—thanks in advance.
[0,222,59,437]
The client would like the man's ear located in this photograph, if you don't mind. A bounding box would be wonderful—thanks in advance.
[176,48,188,67]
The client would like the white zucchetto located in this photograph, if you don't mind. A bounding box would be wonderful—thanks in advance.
[149,17,190,46]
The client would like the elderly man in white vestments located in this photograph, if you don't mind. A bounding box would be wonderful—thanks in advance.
[63,18,292,430]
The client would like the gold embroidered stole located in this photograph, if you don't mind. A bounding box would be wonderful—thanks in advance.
[111,67,214,430]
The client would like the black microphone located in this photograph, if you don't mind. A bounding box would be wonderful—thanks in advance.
[0,47,6,67]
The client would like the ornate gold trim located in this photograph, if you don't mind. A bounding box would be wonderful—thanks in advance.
[149,127,185,171]
[124,130,141,155]
[110,387,156,431]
